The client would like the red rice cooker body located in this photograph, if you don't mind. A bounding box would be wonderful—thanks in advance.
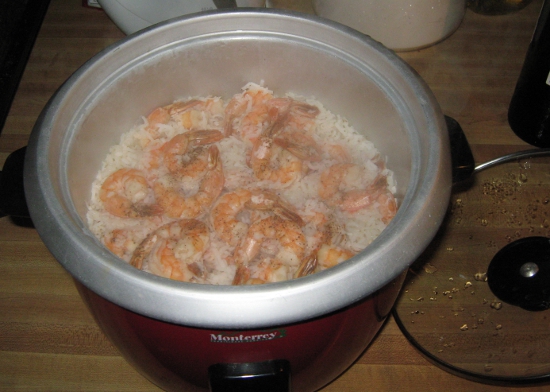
[76,273,405,392]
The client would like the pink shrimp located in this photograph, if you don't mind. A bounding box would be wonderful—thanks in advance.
[232,215,306,285]
[319,163,397,221]
[103,229,143,261]
[224,89,274,137]
[153,145,225,219]
[273,130,323,162]
[160,129,224,177]
[249,137,303,185]
[147,98,224,134]
[99,168,163,219]
[211,189,303,247]
[316,243,356,269]
[210,189,253,247]
[295,218,352,277]
[146,106,171,136]
[248,103,304,185]
[130,219,209,282]
[245,190,304,225]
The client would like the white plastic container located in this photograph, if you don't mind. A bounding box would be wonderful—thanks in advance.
[313,0,466,51]
[98,0,266,34]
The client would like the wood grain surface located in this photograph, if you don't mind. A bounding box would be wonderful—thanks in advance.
[1,0,549,391]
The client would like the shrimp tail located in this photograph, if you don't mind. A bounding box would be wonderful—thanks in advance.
[130,203,164,218]
[130,233,159,270]
[295,253,318,278]
[233,265,251,285]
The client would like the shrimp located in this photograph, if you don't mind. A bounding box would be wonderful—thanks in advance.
[130,219,209,282]
[319,163,396,220]
[211,189,303,247]
[273,131,323,162]
[100,168,163,219]
[167,98,224,130]
[324,143,351,163]
[288,101,320,133]
[147,98,224,135]
[245,258,290,285]
[248,104,304,186]
[210,189,253,246]
[103,229,143,261]
[290,101,320,119]
[246,97,325,183]
[166,99,203,117]
[295,219,351,278]
[145,101,202,136]
[339,176,396,218]
[224,89,273,137]
[232,215,306,285]
[316,243,355,269]
[146,106,171,135]
[153,145,225,219]
[249,138,303,185]
[375,190,398,225]
[245,190,304,225]
[161,130,224,177]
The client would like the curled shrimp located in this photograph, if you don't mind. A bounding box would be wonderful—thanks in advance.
[245,190,304,225]
[168,98,224,130]
[249,137,303,186]
[375,191,398,225]
[210,189,253,247]
[144,100,203,137]
[224,88,273,137]
[130,219,209,282]
[316,243,355,270]
[153,145,225,219]
[100,168,163,219]
[146,107,171,136]
[103,229,144,261]
[296,217,355,277]
[248,103,304,186]
[319,163,397,222]
[146,98,224,136]
[247,98,325,184]
[211,189,303,247]
[161,129,224,177]
[232,215,306,285]
[274,130,323,163]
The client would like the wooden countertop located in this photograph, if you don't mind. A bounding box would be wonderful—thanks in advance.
[1,0,549,391]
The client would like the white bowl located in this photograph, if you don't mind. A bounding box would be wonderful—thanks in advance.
[98,0,266,34]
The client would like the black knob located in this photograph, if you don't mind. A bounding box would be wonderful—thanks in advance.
[487,236,550,311]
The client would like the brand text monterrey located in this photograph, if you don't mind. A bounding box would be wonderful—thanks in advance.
[210,330,285,343]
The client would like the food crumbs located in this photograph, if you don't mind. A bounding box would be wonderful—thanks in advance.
[475,272,488,282]
[423,263,438,274]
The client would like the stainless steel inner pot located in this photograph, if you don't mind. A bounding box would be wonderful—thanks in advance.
[24,9,451,329]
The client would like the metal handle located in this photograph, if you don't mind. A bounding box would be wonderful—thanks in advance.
[474,148,550,173]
